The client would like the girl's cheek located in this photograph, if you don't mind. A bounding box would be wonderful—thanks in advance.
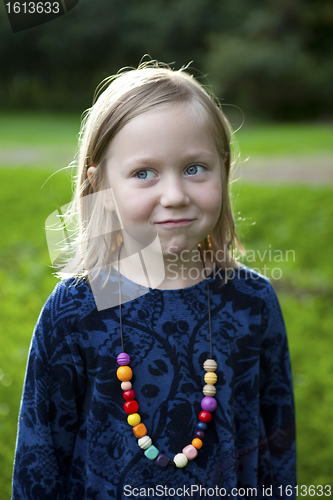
[121,196,154,223]
[199,186,222,214]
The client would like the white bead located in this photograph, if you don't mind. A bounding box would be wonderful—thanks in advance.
[138,436,152,450]
[173,453,188,468]
[203,384,216,396]
[203,359,217,372]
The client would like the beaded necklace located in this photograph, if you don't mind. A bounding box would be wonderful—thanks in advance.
[116,244,218,468]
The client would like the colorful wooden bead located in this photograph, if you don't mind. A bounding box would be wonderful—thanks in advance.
[182,445,198,460]
[124,400,139,414]
[192,438,203,449]
[199,411,212,423]
[133,423,147,438]
[155,454,170,467]
[197,422,207,431]
[204,372,217,385]
[203,359,217,372]
[201,396,217,412]
[123,390,136,401]
[144,445,159,460]
[173,453,188,468]
[127,413,141,426]
[117,352,130,366]
[203,384,216,397]
[138,435,152,450]
[195,430,205,439]
[117,366,133,382]
[121,381,132,391]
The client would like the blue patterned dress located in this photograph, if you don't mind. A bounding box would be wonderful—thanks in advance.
[12,265,296,499]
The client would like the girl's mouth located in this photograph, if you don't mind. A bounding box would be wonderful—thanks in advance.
[155,219,195,228]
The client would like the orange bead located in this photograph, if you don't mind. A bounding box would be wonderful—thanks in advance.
[192,438,203,449]
[133,423,147,438]
[117,366,133,382]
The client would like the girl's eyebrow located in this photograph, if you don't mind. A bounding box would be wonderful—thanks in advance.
[123,150,217,169]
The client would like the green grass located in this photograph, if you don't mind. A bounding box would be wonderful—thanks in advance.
[0,112,80,147]
[0,115,332,497]
[235,123,333,157]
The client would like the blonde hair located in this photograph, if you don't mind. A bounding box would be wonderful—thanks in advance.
[55,61,245,285]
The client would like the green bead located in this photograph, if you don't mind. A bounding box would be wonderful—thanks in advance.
[144,445,159,460]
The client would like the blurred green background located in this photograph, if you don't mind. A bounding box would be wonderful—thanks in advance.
[1,0,332,497]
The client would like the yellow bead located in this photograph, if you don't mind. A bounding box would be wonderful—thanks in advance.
[203,384,216,397]
[204,372,217,385]
[203,359,217,372]
[117,366,133,382]
[127,413,141,426]
[192,438,203,449]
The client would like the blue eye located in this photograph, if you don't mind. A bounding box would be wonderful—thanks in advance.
[135,169,155,180]
[186,164,205,176]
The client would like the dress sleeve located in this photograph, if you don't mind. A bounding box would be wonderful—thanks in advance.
[12,283,86,499]
[259,283,297,496]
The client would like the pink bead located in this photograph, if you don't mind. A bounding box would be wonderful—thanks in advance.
[117,352,130,366]
[201,396,217,412]
[121,381,132,391]
[182,444,198,460]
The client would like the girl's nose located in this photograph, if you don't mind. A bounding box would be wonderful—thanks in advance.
[159,174,190,208]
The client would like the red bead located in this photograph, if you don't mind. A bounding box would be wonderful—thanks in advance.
[124,400,139,414]
[199,411,212,423]
[123,390,136,402]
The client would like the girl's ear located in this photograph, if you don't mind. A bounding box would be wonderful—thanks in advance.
[87,165,115,212]
[87,166,96,189]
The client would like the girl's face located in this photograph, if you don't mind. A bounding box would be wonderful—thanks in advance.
[105,103,223,257]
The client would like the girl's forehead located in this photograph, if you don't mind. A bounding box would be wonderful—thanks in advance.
[109,102,212,143]
[105,103,216,155]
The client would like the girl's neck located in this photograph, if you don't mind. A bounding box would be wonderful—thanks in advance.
[114,243,216,291]
[159,250,215,290]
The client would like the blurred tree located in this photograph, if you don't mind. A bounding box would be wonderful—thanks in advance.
[0,0,332,119]
[204,0,333,119]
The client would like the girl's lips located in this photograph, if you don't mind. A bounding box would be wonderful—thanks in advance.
[156,219,195,227]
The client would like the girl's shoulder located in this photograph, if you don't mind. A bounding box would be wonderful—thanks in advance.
[39,276,95,328]
[213,262,281,304]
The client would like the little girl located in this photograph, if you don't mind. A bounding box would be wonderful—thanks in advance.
[12,62,296,499]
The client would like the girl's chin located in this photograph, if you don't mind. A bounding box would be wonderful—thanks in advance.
[161,242,199,258]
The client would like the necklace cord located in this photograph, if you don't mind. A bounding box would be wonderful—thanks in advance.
[117,243,213,359]
[199,248,213,360]
[117,242,124,352]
